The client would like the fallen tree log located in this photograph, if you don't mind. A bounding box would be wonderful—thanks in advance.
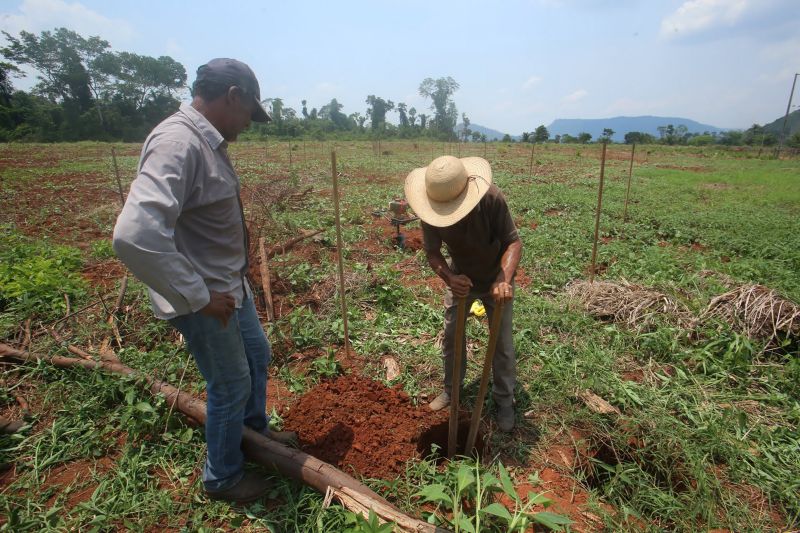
[0,343,447,532]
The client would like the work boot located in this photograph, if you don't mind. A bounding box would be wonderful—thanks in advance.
[263,428,298,446]
[428,391,451,411]
[205,471,271,504]
[496,404,515,432]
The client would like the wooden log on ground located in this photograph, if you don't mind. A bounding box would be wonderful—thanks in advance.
[0,343,447,533]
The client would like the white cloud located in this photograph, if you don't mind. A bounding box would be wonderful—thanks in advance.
[562,89,587,103]
[0,0,135,44]
[660,0,748,39]
[522,75,542,90]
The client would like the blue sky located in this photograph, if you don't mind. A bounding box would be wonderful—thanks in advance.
[1,0,798,134]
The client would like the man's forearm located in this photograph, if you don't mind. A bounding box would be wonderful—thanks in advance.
[426,250,453,284]
[495,240,523,283]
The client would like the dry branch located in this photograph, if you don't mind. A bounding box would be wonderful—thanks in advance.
[566,279,689,330]
[704,284,800,351]
[267,229,324,260]
[0,343,445,533]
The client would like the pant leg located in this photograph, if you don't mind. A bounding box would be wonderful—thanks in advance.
[442,288,469,395]
[237,296,270,433]
[170,310,251,492]
[480,290,516,407]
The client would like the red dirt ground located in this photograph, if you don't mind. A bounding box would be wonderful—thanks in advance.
[283,374,451,480]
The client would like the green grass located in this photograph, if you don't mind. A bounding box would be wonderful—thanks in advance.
[1,141,798,531]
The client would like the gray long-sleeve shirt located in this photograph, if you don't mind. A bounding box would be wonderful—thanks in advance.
[113,103,250,319]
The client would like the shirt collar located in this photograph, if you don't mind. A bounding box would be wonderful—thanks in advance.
[179,103,227,150]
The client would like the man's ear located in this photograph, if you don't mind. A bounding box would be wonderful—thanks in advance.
[226,86,243,106]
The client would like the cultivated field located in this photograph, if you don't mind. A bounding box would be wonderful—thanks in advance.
[1,140,798,531]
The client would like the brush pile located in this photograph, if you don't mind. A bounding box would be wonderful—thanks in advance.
[566,279,688,330]
[704,284,800,351]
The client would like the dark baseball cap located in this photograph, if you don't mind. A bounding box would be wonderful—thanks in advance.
[195,58,271,122]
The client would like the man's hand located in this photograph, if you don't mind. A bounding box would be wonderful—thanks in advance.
[491,281,513,304]
[447,274,473,298]
[200,291,235,327]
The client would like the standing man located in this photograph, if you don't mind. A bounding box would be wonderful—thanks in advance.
[405,155,522,432]
[113,58,294,504]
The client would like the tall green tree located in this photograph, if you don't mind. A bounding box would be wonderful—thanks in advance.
[533,124,549,143]
[577,132,592,144]
[101,52,185,111]
[319,98,350,130]
[397,102,408,128]
[0,62,21,106]
[1,28,107,111]
[418,76,459,138]
[366,94,394,131]
[460,113,471,142]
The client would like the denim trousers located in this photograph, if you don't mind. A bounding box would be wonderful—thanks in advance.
[442,286,516,407]
[169,296,270,491]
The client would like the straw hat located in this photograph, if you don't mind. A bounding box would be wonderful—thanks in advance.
[404,155,492,227]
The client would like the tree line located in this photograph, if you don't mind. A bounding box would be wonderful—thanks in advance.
[515,124,799,148]
[2,27,797,148]
[0,28,466,143]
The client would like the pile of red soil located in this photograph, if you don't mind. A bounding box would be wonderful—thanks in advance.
[283,374,447,479]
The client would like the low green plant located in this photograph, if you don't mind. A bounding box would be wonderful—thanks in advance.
[0,230,86,326]
[310,349,343,380]
[414,458,572,532]
[89,239,115,260]
[343,509,395,533]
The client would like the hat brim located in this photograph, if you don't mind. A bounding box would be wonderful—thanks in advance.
[404,157,492,227]
[251,97,272,123]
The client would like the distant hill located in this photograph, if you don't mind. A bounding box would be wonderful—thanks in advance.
[762,109,800,138]
[457,123,515,141]
[547,116,725,142]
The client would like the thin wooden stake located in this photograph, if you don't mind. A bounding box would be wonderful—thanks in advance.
[528,143,535,179]
[258,237,275,321]
[589,142,608,283]
[623,143,636,221]
[111,146,125,207]
[288,142,293,171]
[448,297,467,458]
[330,151,351,355]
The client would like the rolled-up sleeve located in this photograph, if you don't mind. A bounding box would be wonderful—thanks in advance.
[113,138,210,315]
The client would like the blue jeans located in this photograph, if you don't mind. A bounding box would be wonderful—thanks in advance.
[169,296,270,491]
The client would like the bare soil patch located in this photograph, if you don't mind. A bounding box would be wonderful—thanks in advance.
[284,374,454,479]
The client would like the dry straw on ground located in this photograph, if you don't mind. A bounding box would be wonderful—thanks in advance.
[704,284,800,351]
[566,279,689,330]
